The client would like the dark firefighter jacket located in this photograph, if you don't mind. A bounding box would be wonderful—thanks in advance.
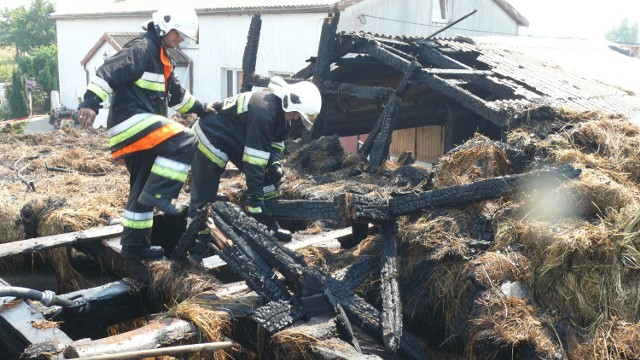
[193,90,290,198]
[80,26,206,160]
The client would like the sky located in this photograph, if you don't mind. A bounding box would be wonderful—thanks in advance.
[508,0,640,41]
[3,0,639,42]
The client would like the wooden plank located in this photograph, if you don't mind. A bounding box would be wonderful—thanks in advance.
[416,125,444,164]
[0,224,122,258]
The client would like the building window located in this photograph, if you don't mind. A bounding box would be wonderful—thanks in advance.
[222,69,243,98]
[432,0,452,23]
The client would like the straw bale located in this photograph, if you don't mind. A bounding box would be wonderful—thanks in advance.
[148,260,222,306]
[569,319,640,360]
[271,329,320,360]
[288,135,345,174]
[466,290,563,359]
[433,134,512,188]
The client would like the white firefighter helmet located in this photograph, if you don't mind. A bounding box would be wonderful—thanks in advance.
[152,6,199,42]
[268,76,322,131]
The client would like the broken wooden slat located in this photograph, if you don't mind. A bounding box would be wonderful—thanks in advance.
[379,221,402,353]
[0,224,122,258]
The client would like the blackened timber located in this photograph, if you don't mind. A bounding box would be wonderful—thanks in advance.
[265,199,336,220]
[357,111,383,159]
[363,42,416,73]
[336,193,389,222]
[368,62,420,173]
[171,205,210,260]
[253,299,306,333]
[311,10,340,139]
[417,70,507,126]
[380,221,402,353]
[389,164,582,216]
[321,81,394,100]
[320,270,428,360]
[212,202,306,287]
[43,279,146,339]
[313,10,340,81]
[334,254,381,290]
[207,212,291,302]
[241,11,262,92]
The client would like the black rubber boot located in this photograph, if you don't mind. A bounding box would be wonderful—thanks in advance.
[138,192,182,215]
[121,245,165,260]
[268,221,292,242]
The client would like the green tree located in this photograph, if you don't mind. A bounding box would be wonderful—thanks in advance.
[7,66,29,118]
[17,44,58,95]
[0,0,56,56]
[606,18,639,44]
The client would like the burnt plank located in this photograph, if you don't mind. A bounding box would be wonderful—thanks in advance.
[0,224,122,258]
[266,199,336,220]
[389,164,581,217]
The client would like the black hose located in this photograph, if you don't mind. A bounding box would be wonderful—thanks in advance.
[0,286,85,310]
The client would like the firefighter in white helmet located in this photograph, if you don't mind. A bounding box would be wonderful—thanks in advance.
[188,76,322,242]
[77,6,215,260]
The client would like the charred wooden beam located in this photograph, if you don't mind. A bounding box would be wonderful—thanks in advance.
[265,199,336,220]
[389,164,581,217]
[363,41,416,74]
[380,221,402,353]
[206,212,291,302]
[241,11,262,92]
[336,192,389,223]
[311,10,341,139]
[0,224,122,258]
[39,279,146,340]
[417,70,507,126]
[171,206,210,260]
[334,254,381,291]
[368,61,421,173]
[320,81,394,100]
[253,299,305,333]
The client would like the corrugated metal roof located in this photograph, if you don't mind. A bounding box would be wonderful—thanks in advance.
[435,36,640,119]
[51,0,342,18]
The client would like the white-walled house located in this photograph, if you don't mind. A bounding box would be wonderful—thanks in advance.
[49,0,527,128]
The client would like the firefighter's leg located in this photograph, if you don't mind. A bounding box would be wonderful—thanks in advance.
[188,149,225,219]
[121,152,164,259]
[137,130,197,215]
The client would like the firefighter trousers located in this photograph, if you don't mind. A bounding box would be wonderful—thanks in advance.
[188,149,225,219]
[121,130,197,247]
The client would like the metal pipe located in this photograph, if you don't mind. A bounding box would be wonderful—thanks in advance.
[0,286,83,309]
[425,9,478,40]
[74,341,235,360]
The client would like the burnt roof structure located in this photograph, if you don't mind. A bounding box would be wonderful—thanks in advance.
[242,9,640,173]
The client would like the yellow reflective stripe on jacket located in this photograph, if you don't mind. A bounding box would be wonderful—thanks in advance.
[221,92,251,114]
[243,146,270,166]
[247,205,262,214]
[87,76,112,101]
[193,120,228,168]
[133,71,165,92]
[151,156,190,182]
[172,91,196,114]
[108,114,163,147]
[122,210,154,229]
[271,141,285,153]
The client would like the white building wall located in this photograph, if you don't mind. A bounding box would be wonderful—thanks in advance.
[338,0,519,38]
